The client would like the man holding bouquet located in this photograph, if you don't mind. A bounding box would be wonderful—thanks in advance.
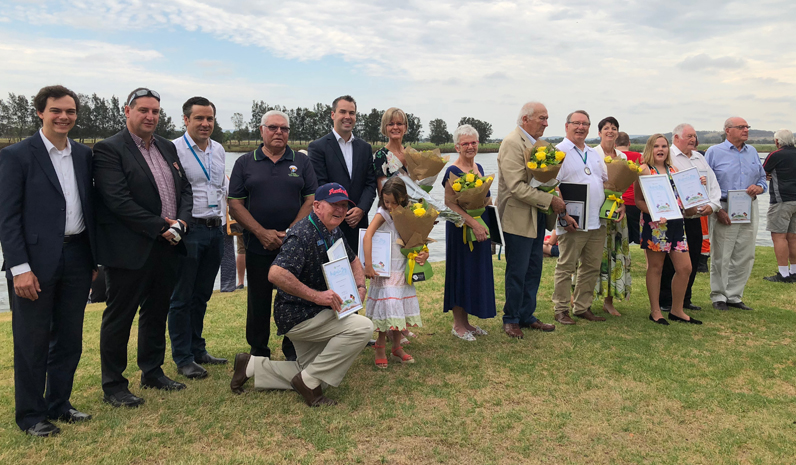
[496,102,565,339]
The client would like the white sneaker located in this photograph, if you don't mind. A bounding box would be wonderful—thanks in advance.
[451,328,476,341]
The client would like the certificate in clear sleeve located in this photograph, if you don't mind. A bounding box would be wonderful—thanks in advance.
[638,174,683,221]
[727,189,752,223]
[671,167,709,208]
[358,228,391,277]
[565,201,585,230]
[321,257,363,319]
[326,238,348,262]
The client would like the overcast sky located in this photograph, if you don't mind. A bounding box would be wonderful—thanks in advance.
[1,0,794,139]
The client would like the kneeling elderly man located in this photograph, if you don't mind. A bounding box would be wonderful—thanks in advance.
[230,183,373,406]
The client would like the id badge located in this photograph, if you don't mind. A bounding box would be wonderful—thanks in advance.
[208,189,220,207]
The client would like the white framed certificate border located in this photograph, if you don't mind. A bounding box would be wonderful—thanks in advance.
[357,228,392,277]
[638,174,683,222]
[671,167,709,209]
[727,189,752,224]
[321,257,363,319]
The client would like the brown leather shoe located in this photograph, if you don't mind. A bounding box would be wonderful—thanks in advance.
[555,313,576,325]
[290,373,337,407]
[502,323,524,339]
[574,309,606,322]
[230,353,251,394]
[529,320,555,332]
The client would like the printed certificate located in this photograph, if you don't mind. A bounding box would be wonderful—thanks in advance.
[326,238,348,262]
[727,189,752,223]
[671,167,709,208]
[638,174,683,221]
[358,229,391,277]
[321,257,363,319]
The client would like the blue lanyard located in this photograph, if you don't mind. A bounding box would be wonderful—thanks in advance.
[574,146,587,165]
[183,134,212,183]
[308,216,330,250]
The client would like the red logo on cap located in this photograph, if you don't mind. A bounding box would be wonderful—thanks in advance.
[329,187,348,196]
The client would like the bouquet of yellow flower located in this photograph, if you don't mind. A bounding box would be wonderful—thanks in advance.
[600,156,644,219]
[392,199,439,283]
[523,141,566,214]
[404,147,450,192]
[447,170,495,251]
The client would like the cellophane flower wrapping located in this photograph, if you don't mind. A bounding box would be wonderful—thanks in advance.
[447,171,494,248]
[392,200,439,283]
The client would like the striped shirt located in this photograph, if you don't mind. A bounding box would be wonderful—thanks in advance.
[130,131,177,219]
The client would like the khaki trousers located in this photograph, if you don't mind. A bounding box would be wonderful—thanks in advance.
[709,199,759,303]
[553,227,606,315]
[252,310,373,390]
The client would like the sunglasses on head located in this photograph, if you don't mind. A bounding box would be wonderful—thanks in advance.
[127,89,160,106]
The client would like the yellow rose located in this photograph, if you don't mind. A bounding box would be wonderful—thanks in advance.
[535,152,546,161]
[604,156,613,163]
[465,173,475,182]
[413,208,426,217]
[475,179,483,187]
[540,163,547,168]
[536,146,546,152]
[555,151,565,161]
[413,202,423,209]
[452,182,462,192]
[528,162,537,169]
[486,176,493,182]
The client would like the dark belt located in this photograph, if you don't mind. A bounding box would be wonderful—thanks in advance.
[63,231,87,243]
[192,217,222,228]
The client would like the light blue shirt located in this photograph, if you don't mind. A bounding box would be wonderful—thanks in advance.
[173,133,227,219]
[705,139,766,200]
[518,126,537,145]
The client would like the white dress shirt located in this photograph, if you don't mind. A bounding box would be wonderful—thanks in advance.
[332,128,354,178]
[555,138,608,234]
[670,145,722,218]
[11,130,85,276]
[173,133,227,219]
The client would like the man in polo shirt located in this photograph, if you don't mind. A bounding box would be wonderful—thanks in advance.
[659,123,721,311]
[230,183,373,407]
[229,110,317,361]
[705,117,767,310]
[552,110,623,325]
[168,96,228,381]
[762,129,796,283]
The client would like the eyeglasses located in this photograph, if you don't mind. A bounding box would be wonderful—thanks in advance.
[567,121,591,127]
[127,89,160,106]
[730,125,751,130]
[265,125,290,133]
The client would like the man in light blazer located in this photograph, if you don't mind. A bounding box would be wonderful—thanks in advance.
[308,95,377,253]
[496,102,565,339]
[0,85,96,437]
[93,87,193,408]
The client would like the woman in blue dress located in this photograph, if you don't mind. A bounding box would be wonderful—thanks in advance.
[441,124,497,341]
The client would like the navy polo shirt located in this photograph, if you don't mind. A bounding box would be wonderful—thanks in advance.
[228,144,318,255]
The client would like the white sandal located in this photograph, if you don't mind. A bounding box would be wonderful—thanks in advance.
[451,328,476,341]
[469,326,488,336]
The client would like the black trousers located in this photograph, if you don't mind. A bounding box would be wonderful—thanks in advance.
[659,217,703,307]
[246,251,295,359]
[625,204,641,245]
[12,236,92,431]
[100,241,178,394]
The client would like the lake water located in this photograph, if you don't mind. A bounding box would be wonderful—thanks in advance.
[0,151,775,313]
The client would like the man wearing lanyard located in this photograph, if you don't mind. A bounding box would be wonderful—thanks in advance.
[552,110,622,325]
[705,117,766,311]
[229,110,318,362]
[168,97,228,380]
[658,124,721,312]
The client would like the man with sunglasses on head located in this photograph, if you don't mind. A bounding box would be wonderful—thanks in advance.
[228,110,317,363]
[94,87,194,407]
[705,117,766,311]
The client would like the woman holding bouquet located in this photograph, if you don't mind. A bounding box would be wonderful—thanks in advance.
[373,107,409,193]
[635,134,701,325]
[594,117,632,316]
[442,125,496,340]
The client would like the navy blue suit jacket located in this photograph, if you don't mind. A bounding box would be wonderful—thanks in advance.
[0,133,97,282]
[308,132,377,214]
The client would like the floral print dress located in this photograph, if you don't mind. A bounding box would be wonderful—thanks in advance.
[595,147,632,300]
[639,165,688,253]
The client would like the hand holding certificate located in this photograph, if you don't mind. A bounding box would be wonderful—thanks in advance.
[358,229,392,277]
[727,190,752,223]
[322,257,363,319]
[671,167,709,209]
[638,174,683,222]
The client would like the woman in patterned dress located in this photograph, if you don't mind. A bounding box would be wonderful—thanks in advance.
[635,134,701,325]
[594,117,632,316]
[372,107,409,194]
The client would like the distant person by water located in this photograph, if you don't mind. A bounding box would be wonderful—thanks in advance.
[762,129,796,283]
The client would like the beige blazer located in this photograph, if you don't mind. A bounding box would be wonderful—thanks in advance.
[497,127,555,238]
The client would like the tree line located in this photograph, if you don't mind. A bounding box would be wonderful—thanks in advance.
[0,92,494,146]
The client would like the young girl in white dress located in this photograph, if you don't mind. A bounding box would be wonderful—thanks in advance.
[363,178,428,368]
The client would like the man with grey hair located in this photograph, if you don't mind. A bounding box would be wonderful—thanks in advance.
[229,109,318,360]
[762,129,796,282]
[705,117,767,310]
[658,124,722,311]
[496,101,565,338]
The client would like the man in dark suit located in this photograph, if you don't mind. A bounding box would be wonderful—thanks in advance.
[93,88,193,408]
[0,85,96,437]
[308,95,377,253]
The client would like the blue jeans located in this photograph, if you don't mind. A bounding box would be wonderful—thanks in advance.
[502,213,546,325]
[168,223,224,367]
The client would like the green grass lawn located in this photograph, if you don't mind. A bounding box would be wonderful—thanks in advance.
[1,247,795,464]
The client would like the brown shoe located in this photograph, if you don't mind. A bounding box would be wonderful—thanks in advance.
[230,353,251,394]
[502,323,524,339]
[574,309,606,322]
[529,320,555,332]
[290,373,338,407]
[555,313,576,325]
